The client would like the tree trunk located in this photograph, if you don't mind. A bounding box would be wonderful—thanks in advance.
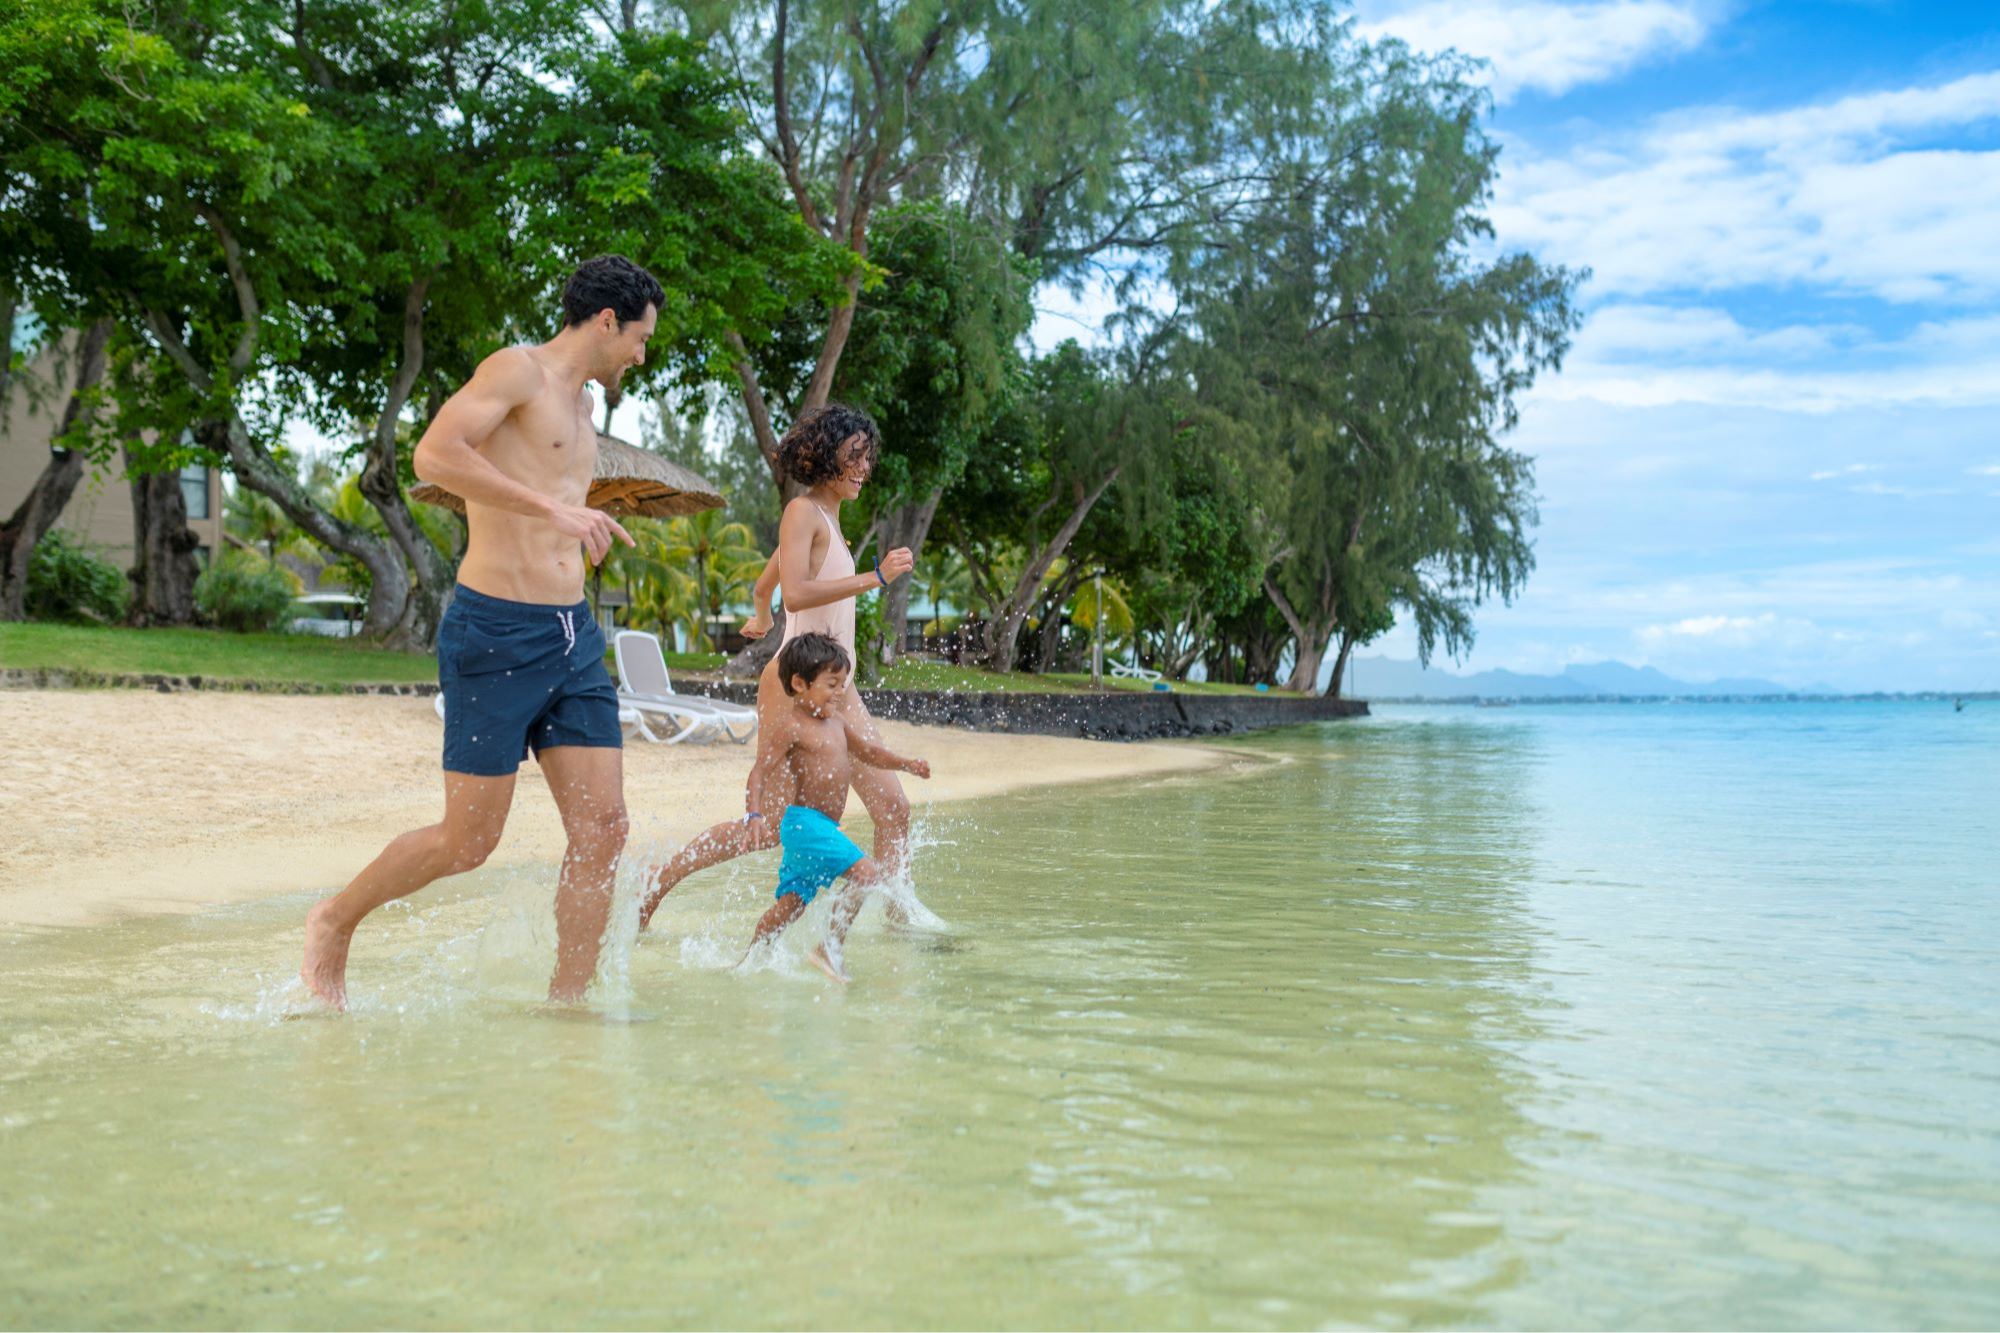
[981,468,1120,675]
[0,287,18,406]
[1325,632,1357,699]
[141,269,412,640]
[1244,623,1284,687]
[877,486,943,662]
[1264,569,1334,694]
[356,277,455,650]
[198,414,412,639]
[1033,564,1086,674]
[0,319,113,620]
[126,452,200,625]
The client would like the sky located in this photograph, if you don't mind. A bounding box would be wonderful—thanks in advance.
[1354,0,2000,691]
[1049,0,2000,692]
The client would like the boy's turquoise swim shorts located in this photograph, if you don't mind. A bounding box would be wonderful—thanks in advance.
[776,806,866,905]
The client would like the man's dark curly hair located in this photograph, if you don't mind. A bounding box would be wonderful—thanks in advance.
[777,632,851,694]
[777,403,881,487]
[561,255,665,329]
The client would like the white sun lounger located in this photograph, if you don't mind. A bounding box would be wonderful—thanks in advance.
[612,629,759,745]
[1110,658,1163,684]
[433,689,701,744]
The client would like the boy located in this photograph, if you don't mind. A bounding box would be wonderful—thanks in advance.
[741,633,930,982]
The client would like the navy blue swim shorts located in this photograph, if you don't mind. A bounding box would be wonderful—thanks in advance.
[436,585,622,776]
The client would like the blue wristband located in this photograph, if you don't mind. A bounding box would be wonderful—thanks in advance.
[874,557,886,587]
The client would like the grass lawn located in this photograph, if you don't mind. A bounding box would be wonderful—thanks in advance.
[1,622,1275,696]
[0,622,724,687]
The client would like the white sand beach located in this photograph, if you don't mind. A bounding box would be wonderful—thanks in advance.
[0,690,1230,929]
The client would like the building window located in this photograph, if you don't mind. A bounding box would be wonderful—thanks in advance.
[180,462,211,519]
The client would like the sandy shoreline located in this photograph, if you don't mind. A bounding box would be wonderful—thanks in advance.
[0,690,1232,929]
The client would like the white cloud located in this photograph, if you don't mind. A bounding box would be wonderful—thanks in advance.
[1355,1,1707,102]
[1849,481,1957,498]
[1539,310,2000,411]
[1810,463,1877,481]
[1638,612,1788,642]
[1969,464,2000,476]
[1493,70,2000,303]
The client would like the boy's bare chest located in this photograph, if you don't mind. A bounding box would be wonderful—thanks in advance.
[789,718,850,770]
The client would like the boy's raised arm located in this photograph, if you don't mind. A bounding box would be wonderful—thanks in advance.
[843,722,930,779]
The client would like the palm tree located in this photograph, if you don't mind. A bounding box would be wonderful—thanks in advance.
[224,483,310,562]
[914,545,973,631]
[612,518,702,650]
[654,510,764,652]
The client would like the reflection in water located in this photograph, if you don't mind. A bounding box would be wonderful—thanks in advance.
[3,703,1997,1328]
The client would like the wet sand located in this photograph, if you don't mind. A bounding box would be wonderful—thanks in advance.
[0,690,1230,929]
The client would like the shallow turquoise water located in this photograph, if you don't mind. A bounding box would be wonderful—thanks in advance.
[1,700,1995,1327]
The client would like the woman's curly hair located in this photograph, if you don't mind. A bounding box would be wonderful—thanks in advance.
[777,403,881,487]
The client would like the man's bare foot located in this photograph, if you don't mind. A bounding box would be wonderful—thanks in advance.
[883,898,913,927]
[299,899,351,1011]
[805,944,850,985]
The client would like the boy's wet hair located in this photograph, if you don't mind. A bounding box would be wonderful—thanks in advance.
[560,255,665,329]
[778,633,851,695]
[778,403,881,487]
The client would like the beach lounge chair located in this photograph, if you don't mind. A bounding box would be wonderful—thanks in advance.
[432,689,699,744]
[1110,657,1163,684]
[612,629,759,745]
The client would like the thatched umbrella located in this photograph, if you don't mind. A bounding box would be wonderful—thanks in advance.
[409,431,724,519]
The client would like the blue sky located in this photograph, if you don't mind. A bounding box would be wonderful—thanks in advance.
[1335,0,2000,691]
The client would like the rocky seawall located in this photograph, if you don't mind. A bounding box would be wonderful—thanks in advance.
[2,667,1368,740]
[692,683,1368,741]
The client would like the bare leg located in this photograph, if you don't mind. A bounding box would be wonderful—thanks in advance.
[539,746,630,1004]
[739,892,806,968]
[639,659,790,930]
[299,771,517,1010]
[638,815,777,930]
[808,855,881,984]
[844,695,915,925]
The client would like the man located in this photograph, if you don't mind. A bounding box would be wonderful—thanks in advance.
[299,255,657,1009]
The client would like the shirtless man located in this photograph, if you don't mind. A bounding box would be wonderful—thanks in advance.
[298,255,657,1009]
[738,632,930,983]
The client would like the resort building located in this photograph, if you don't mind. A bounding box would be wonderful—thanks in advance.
[2,326,225,567]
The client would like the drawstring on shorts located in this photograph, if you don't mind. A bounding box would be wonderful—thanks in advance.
[558,610,577,656]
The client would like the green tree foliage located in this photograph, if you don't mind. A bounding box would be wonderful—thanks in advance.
[1176,47,1582,694]
[827,200,1034,652]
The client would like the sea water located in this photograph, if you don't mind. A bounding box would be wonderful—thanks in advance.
[1,701,1995,1328]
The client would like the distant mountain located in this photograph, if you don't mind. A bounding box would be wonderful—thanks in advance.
[1340,656,1796,700]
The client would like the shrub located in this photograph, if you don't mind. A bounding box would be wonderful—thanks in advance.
[26,528,129,623]
[196,551,300,633]
[852,588,887,684]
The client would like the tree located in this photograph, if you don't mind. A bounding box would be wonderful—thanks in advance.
[267,4,833,648]
[826,201,1033,657]
[944,336,1186,674]
[1178,47,1582,694]
[1,0,433,637]
[0,320,113,619]
[652,509,765,651]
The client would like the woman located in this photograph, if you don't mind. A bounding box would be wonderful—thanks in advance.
[638,404,917,929]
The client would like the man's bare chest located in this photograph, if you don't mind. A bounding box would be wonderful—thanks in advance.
[494,395,597,487]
